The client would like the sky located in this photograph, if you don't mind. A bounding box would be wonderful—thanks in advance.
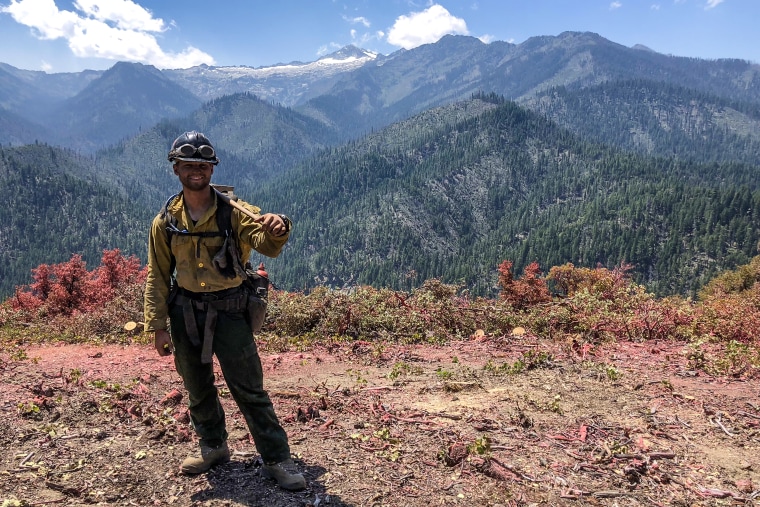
[0,0,757,74]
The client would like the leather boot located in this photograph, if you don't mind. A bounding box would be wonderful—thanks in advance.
[262,459,306,490]
[180,442,230,474]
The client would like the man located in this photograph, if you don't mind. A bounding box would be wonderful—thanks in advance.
[143,131,305,491]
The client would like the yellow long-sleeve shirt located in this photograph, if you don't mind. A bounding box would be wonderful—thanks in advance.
[143,192,289,332]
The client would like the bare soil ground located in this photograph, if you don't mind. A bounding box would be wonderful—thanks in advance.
[1,334,759,507]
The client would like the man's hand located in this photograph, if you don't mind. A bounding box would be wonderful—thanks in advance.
[255,213,289,236]
[154,329,173,356]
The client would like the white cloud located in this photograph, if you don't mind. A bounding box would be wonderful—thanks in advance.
[386,4,469,50]
[705,0,725,9]
[651,4,661,10]
[351,29,379,48]
[0,0,214,68]
[344,15,370,28]
[74,0,164,31]
[478,34,495,44]
[610,1,623,10]
[317,42,342,57]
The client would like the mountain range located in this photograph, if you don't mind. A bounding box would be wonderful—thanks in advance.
[1,32,758,299]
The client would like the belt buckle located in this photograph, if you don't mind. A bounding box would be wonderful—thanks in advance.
[199,292,219,302]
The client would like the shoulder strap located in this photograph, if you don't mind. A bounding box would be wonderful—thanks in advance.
[216,198,251,276]
[161,192,243,280]
[162,192,231,241]
[160,193,180,278]
[215,197,234,237]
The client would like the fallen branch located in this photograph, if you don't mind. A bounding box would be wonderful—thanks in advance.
[433,412,462,420]
[614,451,675,461]
[648,452,676,460]
[19,451,35,467]
[562,449,585,461]
[490,457,537,482]
[358,442,390,452]
[593,490,628,498]
[697,486,741,499]
[376,405,441,426]
[710,417,735,437]
[560,489,591,499]
[737,410,760,421]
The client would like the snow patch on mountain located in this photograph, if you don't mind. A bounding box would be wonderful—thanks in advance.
[163,46,378,105]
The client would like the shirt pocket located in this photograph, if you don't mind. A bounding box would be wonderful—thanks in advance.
[202,235,226,262]
[170,235,194,269]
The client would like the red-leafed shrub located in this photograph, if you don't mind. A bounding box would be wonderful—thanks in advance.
[12,249,144,317]
[42,254,90,315]
[497,261,551,311]
[547,262,636,300]
[6,250,147,340]
[694,283,760,343]
[87,249,144,309]
[531,263,696,343]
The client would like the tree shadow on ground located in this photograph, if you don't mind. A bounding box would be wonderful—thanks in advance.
[190,457,355,507]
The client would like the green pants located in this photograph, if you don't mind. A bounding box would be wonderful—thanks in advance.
[169,302,291,463]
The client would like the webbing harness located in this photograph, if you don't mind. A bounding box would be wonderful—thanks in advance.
[173,288,248,364]
[162,192,247,363]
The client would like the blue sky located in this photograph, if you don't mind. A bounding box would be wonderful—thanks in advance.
[0,0,756,73]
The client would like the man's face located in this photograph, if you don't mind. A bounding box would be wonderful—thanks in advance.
[173,161,213,191]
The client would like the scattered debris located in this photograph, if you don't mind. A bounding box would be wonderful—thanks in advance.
[1,339,758,506]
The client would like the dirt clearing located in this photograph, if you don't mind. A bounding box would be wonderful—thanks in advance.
[1,335,758,506]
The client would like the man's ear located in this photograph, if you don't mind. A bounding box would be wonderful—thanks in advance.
[172,163,179,175]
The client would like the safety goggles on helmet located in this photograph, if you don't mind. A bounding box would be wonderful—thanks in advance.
[174,144,216,159]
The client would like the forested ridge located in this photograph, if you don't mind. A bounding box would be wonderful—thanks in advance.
[0,144,151,297]
[253,95,760,297]
[530,79,760,165]
[1,94,759,299]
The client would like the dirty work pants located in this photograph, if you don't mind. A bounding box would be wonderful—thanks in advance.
[169,302,291,464]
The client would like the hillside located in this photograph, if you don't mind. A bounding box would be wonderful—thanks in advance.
[46,62,202,152]
[2,33,760,299]
[0,144,151,297]
[526,79,760,164]
[253,95,760,297]
[2,94,758,300]
[297,33,760,140]
[3,33,760,153]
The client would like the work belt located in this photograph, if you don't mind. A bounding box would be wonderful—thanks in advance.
[173,285,248,364]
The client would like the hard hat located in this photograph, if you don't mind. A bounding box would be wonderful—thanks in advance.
[168,131,220,165]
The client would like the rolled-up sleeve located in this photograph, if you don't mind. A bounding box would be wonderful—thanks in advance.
[235,202,290,258]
